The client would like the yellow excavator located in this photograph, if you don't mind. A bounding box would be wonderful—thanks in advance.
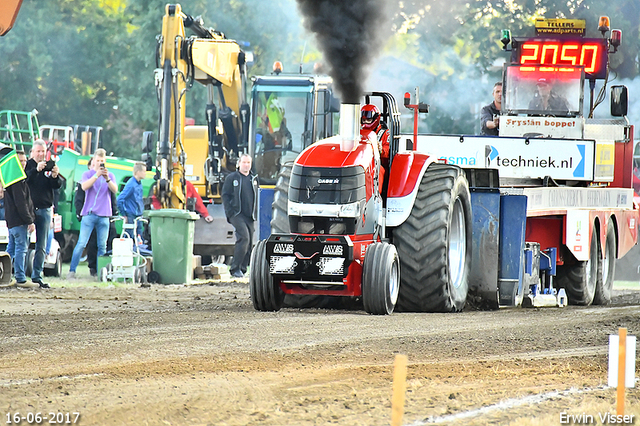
[149,3,249,210]
[147,4,340,260]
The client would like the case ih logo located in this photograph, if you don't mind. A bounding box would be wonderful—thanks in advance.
[317,178,339,184]
[322,245,343,255]
[273,243,294,254]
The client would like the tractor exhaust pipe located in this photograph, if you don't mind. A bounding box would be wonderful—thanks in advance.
[339,103,360,151]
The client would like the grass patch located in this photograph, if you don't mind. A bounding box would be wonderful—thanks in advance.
[614,281,640,290]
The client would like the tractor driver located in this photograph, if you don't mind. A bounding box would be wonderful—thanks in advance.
[529,78,570,113]
[361,104,390,196]
[361,104,389,168]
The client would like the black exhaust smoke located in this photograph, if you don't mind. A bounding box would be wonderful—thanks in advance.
[295,0,391,103]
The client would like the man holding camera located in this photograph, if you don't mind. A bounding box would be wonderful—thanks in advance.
[25,139,61,288]
[68,148,116,279]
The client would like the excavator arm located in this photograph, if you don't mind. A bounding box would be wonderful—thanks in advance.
[154,3,248,209]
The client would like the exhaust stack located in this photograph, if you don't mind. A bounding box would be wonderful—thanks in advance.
[339,103,360,151]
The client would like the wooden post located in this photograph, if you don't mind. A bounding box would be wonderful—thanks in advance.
[617,327,627,416]
[391,354,408,426]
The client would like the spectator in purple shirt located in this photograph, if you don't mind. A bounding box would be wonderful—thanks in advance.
[67,149,117,279]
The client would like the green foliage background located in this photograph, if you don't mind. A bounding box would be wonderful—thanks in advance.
[1,0,638,157]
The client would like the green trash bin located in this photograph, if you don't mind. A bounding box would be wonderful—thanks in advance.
[145,209,199,284]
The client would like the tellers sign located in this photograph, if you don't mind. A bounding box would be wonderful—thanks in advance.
[512,37,609,79]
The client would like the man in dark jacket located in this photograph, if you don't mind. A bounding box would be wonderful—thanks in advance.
[25,139,61,287]
[221,153,258,278]
[4,149,36,285]
[481,82,502,136]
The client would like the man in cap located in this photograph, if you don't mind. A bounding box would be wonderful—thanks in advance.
[529,78,569,112]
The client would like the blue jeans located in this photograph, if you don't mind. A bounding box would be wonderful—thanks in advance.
[69,213,109,272]
[7,231,15,258]
[32,207,52,281]
[8,225,29,282]
[46,228,54,255]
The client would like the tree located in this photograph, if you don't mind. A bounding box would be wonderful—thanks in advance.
[2,0,638,148]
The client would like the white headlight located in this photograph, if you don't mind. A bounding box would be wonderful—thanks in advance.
[288,201,301,216]
[339,201,360,218]
[270,256,296,274]
[317,257,345,275]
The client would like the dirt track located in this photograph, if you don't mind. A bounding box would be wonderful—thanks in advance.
[1,279,639,426]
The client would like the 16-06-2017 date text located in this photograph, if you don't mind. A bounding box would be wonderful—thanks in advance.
[5,412,80,424]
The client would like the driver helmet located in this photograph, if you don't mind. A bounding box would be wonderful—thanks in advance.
[361,104,380,131]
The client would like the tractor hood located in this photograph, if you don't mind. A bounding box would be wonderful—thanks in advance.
[295,102,376,169]
[295,131,376,169]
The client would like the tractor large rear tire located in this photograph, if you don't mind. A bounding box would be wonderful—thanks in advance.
[557,222,599,306]
[270,161,293,234]
[393,164,472,312]
[593,218,616,305]
[250,240,284,311]
[362,242,400,315]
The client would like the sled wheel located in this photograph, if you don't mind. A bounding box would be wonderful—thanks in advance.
[250,240,284,311]
[557,221,599,306]
[100,266,109,282]
[593,218,616,305]
[134,266,147,285]
[393,164,472,312]
[362,242,400,315]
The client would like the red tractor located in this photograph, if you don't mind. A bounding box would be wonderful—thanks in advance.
[250,92,472,314]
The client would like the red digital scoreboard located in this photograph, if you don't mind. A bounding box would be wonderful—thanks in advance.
[512,37,609,79]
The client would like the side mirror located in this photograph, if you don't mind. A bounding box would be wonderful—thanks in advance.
[611,85,628,117]
[141,131,155,171]
[142,131,154,152]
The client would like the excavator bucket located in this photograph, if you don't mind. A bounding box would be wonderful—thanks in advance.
[0,252,12,284]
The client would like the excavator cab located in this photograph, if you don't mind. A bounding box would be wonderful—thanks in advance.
[249,75,339,185]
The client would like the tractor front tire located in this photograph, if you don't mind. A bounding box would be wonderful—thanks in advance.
[250,240,284,311]
[362,242,400,315]
[393,164,472,312]
[557,222,599,306]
